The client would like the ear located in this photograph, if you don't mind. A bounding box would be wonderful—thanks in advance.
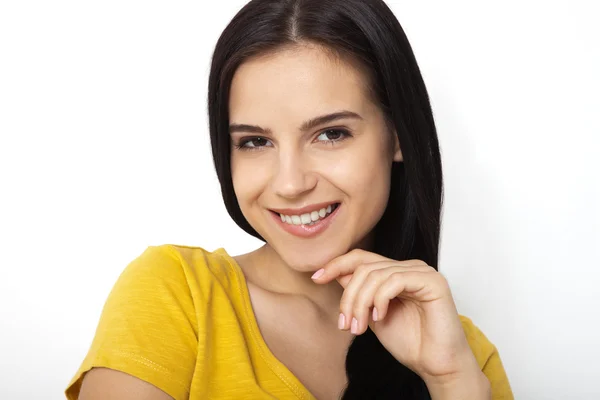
[392,132,403,162]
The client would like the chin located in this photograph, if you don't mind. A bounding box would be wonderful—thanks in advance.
[277,244,347,273]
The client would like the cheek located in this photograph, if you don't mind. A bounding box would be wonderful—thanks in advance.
[231,156,271,208]
[328,145,392,202]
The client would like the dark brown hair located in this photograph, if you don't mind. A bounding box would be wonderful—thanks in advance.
[208,0,443,398]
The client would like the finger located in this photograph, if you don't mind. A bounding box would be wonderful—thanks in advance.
[335,262,425,290]
[339,261,390,332]
[339,261,432,332]
[336,274,353,289]
[313,248,427,285]
[351,267,399,334]
[312,249,377,285]
[373,271,448,321]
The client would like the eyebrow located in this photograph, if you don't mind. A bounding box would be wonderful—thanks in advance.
[229,110,363,135]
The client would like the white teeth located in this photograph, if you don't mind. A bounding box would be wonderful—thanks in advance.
[279,204,338,226]
[300,213,311,224]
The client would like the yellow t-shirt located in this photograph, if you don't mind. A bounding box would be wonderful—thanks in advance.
[65,244,513,399]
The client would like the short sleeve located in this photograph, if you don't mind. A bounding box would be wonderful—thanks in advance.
[460,315,514,400]
[65,245,198,400]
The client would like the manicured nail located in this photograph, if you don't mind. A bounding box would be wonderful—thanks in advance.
[311,268,325,280]
[372,307,378,321]
[338,313,345,330]
[351,317,358,334]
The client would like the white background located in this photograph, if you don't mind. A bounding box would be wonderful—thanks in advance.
[1,1,599,399]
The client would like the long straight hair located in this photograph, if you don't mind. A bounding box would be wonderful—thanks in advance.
[208,0,443,398]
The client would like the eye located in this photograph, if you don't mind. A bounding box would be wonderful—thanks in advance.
[235,137,272,150]
[315,129,351,143]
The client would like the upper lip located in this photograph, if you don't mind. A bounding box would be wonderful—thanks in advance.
[269,201,339,215]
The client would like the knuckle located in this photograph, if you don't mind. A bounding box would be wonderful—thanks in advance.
[372,288,385,303]
[414,260,434,270]
[391,271,404,282]
[353,302,369,318]
[352,302,363,317]
[367,268,385,281]
[349,248,363,256]
[355,288,371,305]
[436,272,450,287]
[339,297,354,311]
[355,263,369,276]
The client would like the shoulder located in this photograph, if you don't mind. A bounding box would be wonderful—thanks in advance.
[458,314,496,368]
[118,244,237,289]
[120,244,247,313]
[66,244,240,400]
[100,243,242,339]
[459,315,514,399]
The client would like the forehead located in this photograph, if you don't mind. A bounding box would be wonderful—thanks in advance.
[229,45,375,125]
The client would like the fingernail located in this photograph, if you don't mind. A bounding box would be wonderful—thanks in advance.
[372,307,378,321]
[351,317,358,334]
[338,313,345,330]
[311,268,325,280]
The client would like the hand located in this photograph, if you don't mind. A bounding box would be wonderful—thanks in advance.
[311,249,487,394]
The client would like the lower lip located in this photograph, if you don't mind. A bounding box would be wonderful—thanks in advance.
[270,205,341,238]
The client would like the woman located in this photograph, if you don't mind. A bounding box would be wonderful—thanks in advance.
[66,0,513,399]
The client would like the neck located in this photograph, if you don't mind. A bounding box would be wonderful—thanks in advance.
[235,244,344,314]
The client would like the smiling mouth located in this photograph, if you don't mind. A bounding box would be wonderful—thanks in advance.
[272,203,340,226]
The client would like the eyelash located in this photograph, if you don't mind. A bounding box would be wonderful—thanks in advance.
[234,128,352,151]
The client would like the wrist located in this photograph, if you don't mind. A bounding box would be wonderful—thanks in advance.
[424,369,491,400]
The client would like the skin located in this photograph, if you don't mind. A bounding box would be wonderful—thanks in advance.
[228,43,402,399]
[229,44,399,274]
[79,43,490,399]
[229,42,491,400]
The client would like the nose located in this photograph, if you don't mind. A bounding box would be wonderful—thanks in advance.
[270,148,317,200]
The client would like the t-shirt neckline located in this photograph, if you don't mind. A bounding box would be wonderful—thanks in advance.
[214,248,316,400]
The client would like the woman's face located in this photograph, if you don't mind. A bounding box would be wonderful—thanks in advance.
[229,44,402,272]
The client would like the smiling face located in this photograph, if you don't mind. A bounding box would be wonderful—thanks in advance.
[229,44,402,272]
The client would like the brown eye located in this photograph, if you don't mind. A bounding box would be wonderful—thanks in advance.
[247,137,269,147]
[237,137,272,150]
[315,129,351,143]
